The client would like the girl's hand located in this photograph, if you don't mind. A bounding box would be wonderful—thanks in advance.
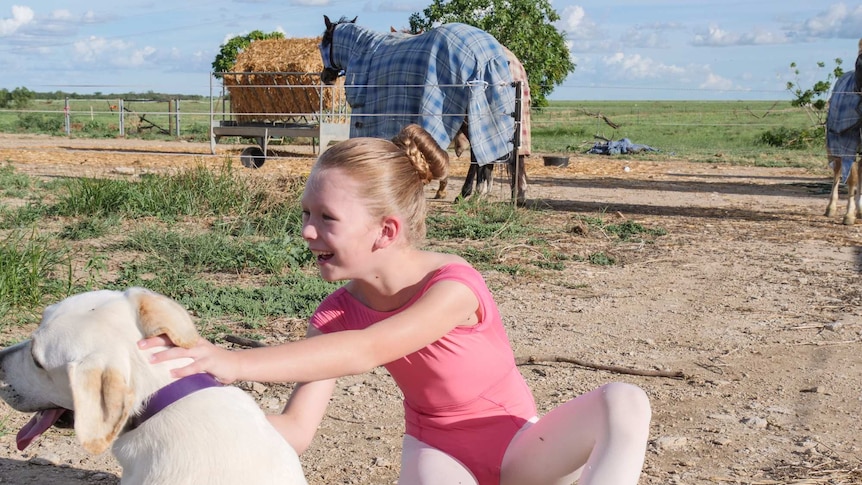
[138,335,241,384]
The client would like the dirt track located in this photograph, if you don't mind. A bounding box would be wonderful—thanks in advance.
[1,134,861,484]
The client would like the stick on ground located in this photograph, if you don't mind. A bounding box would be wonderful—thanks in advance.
[226,335,686,379]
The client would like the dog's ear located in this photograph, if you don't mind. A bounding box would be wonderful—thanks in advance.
[125,287,200,349]
[68,358,134,454]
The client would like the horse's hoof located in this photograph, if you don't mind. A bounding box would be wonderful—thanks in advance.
[843,216,856,225]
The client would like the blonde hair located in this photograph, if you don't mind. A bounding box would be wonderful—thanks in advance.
[308,124,449,245]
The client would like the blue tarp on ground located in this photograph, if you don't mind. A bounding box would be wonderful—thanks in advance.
[587,138,659,155]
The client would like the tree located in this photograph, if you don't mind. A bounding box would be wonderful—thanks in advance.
[785,58,843,126]
[409,0,575,107]
[758,58,843,149]
[10,87,34,109]
[212,30,285,78]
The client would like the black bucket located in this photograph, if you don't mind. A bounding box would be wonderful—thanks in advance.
[240,146,266,169]
[543,156,569,167]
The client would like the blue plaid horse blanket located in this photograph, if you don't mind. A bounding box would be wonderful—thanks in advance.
[326,22,515,165]
[826,71,861,182]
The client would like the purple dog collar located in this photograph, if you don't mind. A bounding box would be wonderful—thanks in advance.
[129,373,222,430]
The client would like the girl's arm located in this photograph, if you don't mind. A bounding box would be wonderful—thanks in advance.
[267,326,337,455]
[144,279,479,384]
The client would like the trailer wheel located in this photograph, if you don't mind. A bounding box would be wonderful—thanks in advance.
[240,146,266,169]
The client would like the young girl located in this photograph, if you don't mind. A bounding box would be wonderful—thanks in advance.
[141,124,652,485]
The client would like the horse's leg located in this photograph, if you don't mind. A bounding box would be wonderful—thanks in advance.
[435,176,448,199]
[825,154,841,217]
[856,159,862,220]
[844,159,860,225]
[508,155,527,205]
[476,164,493,197]
[459,163,477,199]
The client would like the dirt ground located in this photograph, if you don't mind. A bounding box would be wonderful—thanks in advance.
[1,133,861,484]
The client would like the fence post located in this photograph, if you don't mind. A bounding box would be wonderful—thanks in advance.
[168,100,174,136]
[64,97,71,136]
[175,98,181,138]
[118,99,125,137]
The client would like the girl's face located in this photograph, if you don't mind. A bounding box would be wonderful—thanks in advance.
[300,168,381,281]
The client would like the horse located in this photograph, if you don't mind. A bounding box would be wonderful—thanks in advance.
[382,27,530,204]
[444,45,531,205]
[824,70,862,225]
[319,15,517,193]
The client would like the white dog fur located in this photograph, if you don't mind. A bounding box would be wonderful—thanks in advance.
[0,287,307,485]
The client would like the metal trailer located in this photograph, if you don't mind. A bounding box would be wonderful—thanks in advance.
[209,72,350,168]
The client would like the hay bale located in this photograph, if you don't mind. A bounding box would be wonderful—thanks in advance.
[223,37,346,122]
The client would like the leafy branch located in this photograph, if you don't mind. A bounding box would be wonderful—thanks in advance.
[785,58,844,126]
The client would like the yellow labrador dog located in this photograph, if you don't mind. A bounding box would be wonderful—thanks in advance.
[0,287,307,485]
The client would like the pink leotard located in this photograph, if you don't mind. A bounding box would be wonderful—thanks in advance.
[311,263,537,484]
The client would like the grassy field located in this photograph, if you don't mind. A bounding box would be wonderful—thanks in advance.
[1,158,666,334]
[532,100,822,167]
[0,97,827,330]
[0,94,844,485]
[0,98,825,168]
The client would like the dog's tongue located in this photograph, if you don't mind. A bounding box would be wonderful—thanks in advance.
[16,408,67,451]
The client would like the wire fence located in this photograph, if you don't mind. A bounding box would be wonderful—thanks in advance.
[0,89,833,165]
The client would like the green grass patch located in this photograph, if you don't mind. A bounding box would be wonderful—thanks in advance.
[428,199,528,240]
[0,230,73,323]
[575,215,667,243]
[532,100,823,169]
[0,163,32,198]
[59,215,120,240]
[109,270,339,329]
[121,227,312,275]
[53,162,262,218]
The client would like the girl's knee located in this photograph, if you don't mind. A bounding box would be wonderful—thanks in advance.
[601,382,651,425]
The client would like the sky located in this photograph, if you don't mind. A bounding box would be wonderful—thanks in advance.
[1,1,860,101]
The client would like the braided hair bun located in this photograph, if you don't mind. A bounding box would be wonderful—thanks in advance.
[391,124,449,184]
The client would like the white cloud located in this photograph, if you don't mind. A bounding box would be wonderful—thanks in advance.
[601,52,685,79]
[798,3,862,38]
[377,1,423,12]
[50,9,73,21]
[699,72,735,91]
[556,5,600,41]
[692,25,789,46]
[81,10,102,24]
[597,51,745,95]
[290,0,331,6]
[621,28,667,49]
[74,36,130,62]
[0,5,35,36]
[122,46,157,67]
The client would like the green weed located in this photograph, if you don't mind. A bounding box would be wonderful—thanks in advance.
[53,162,260,218]
[121,227,312,275]
[59,215,120,240]
[0,230,72,321]
[428,200,527,240]
[575,215,667,243]
[0,163,31,198]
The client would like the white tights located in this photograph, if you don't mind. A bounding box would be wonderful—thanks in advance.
[398,382,651,485]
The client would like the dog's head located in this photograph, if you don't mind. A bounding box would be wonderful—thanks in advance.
[0,287,200,454]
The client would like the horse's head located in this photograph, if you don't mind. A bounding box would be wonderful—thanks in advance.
[320,15,357,85]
